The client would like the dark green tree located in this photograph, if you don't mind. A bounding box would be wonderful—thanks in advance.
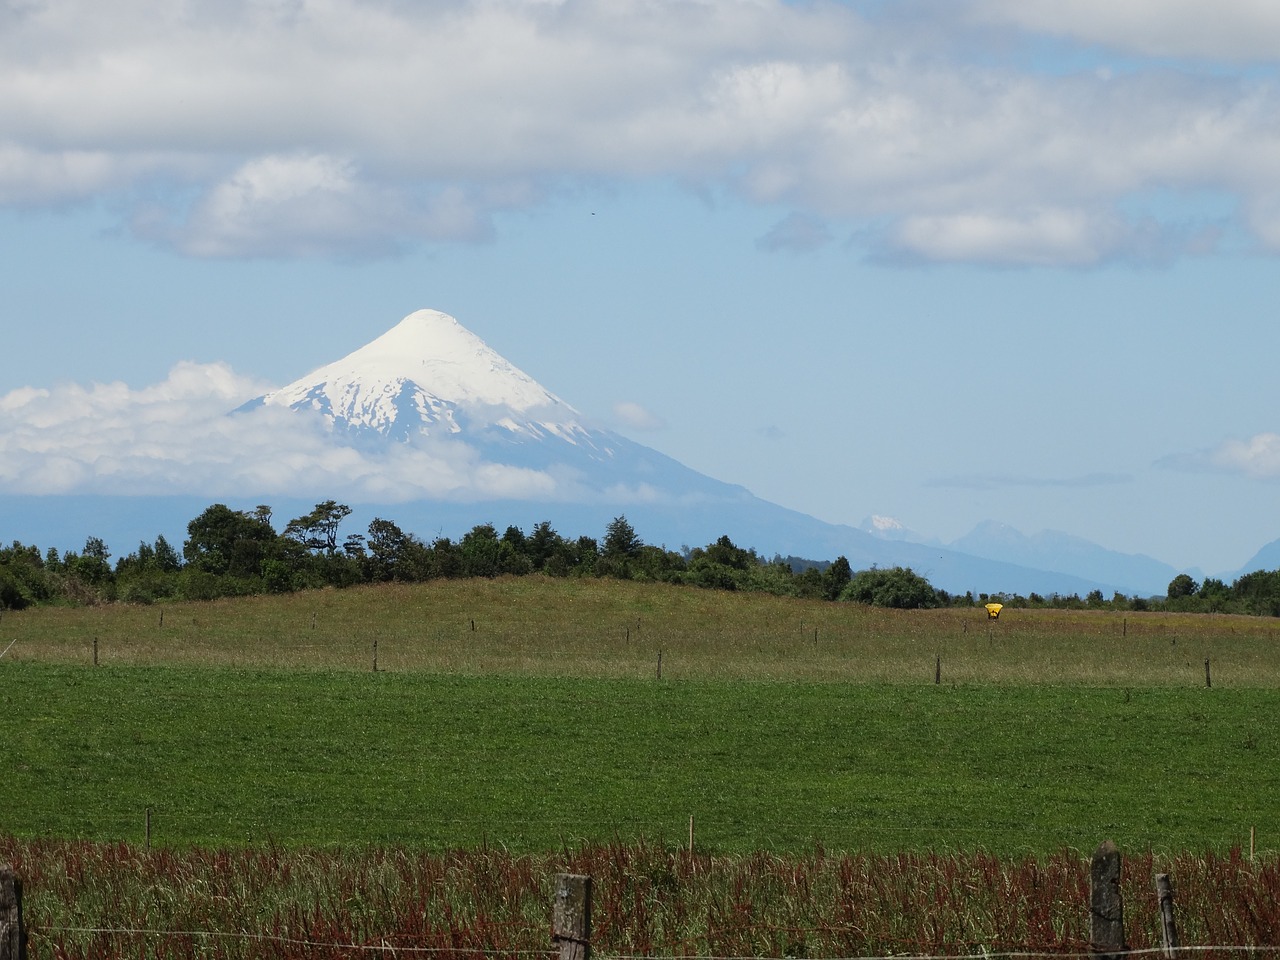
[428,536,463,579]
[840,566,938,609]
[824,555,852,600]
[183,503,279,578]
[701,535,754,571]
[285,500,353,555]
[603,516,642,560]
[1198,577,1230,612]
[0,541,53,606]
[526,521,568,572]
[571,536,599,575]
[115,535,184,603]
[365,518,424,582]
[68,536,113,587]
[460,523,502,578]
[1232,569,1280,616]
[1167,573,1198,600]
[0,566,25,610]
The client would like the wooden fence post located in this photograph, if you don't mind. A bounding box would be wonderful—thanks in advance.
[0,866,27,960]
[1090,840,1126,959]
[1156,873,1179,960]
[553,874,591,960]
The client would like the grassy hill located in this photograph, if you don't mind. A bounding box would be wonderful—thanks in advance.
[5,575,1276,684]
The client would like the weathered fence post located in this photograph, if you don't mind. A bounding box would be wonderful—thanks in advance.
[935,655,941,685]
[1204,659,1211,688]
[553,873,591,960]
[1090,840,1126,960]
[0,866,27,960]
[1156,873,1179,960]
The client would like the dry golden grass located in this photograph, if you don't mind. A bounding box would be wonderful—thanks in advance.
[4,576,1276,685]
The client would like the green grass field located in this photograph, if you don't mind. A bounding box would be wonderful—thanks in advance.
[7,578,1280,956]
[3,577,1280,854]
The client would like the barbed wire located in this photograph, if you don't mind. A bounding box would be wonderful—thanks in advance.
[35,925,555,956]
[3,806,1126,838]
[29,926,1280,960]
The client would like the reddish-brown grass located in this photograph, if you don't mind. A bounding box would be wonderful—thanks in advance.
[6,836,1280,958]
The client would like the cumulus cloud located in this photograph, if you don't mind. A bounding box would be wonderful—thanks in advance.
[134,154,495,257]
[2,0,1280,262]
[0,363,565,500]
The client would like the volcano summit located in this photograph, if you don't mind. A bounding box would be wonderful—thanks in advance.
[238,308,738,501]
[247,309,592,445]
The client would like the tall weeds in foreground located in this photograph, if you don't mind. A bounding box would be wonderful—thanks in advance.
[5,837,1280,958]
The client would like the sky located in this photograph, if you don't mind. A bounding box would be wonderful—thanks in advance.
[3,0,1280,574]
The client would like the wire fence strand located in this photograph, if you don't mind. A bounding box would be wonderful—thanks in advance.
[29,927,1280,960]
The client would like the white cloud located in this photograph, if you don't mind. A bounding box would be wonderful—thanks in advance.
[889,208,1119,266]
[134,154,493,257]
[613,401,666,431]
[973,0,1280,61]
[1172,433,1280,479]
[2,0,1280,262]
[0,363,565,500]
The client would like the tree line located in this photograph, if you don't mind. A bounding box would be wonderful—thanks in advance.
[2,499,1279,616]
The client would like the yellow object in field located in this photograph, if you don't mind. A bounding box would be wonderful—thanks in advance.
[985,602,1003,620]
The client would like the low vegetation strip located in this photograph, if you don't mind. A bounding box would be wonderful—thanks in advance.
[4,664,1276,853]
[5,838,1280,959]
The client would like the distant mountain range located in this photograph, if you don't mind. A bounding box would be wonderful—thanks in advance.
[0,308,1268,597]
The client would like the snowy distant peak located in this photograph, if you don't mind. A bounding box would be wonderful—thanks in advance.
[858,514,932,544]
[865,514,905,535]
[256,309,587,441]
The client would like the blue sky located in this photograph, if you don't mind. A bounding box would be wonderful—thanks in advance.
[3,0,1280,573]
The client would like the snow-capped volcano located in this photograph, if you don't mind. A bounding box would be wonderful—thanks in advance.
[245,309,592,445]
[239,308,741,496]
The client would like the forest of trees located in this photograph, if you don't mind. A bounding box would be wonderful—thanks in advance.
[2,500,1280,616]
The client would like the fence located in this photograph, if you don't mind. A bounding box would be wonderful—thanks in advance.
[0,842,1235,960]
[0,867,24,960]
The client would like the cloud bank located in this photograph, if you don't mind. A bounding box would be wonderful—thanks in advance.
[2,0,1279,264]
[0,364,577,502]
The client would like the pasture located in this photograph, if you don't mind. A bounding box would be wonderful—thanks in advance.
[2,575,1275,685]
[2,577,1278,854]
